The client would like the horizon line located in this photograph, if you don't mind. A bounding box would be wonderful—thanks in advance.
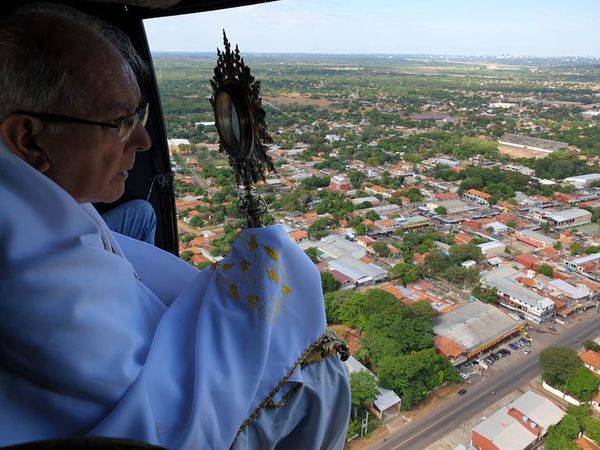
[150,51,600,59]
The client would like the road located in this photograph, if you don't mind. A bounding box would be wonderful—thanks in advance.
[369,311,600,450]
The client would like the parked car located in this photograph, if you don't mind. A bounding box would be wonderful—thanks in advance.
[499,349,511,356]
[490,352,500,360]
[458,389,467,396]
[524,349,531,355]
[509,343,519,350]
[460,372,470,380]
[484,357,494,365]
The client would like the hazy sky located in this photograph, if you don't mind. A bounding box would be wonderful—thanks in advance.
[145,0,600,57]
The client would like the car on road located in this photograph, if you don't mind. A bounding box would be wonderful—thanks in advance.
[458,389,467,396]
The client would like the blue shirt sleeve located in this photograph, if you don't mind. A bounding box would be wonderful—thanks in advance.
[231,355,351,450]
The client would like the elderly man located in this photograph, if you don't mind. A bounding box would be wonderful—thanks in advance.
[0,4,350,449]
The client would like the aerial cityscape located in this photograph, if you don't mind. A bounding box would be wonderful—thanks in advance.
[148,4,600,447]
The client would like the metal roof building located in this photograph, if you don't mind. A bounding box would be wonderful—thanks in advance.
[547,208,592,228]
[471,390,565,450]
[433,302,523,361]
[343,356,401,423]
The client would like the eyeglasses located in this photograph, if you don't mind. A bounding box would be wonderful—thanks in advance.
[13,101,149,143]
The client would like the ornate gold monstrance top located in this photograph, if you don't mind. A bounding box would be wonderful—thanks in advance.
[210,31,276,228]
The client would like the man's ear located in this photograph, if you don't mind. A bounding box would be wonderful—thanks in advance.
[0,115,50,173]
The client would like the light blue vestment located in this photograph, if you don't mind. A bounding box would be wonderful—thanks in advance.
[0,146,350,449]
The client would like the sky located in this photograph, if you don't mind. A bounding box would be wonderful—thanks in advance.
[144,0,600,57]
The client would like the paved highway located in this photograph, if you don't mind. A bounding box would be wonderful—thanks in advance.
[368,311,600,450]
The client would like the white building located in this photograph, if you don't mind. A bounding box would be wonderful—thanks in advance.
[547,208,592,228]
[505,163,535,176]
[471,391,565,450]
[564,173,600,188]
[344,356,401,423]
[478,241,506,257]
[481,267,555,323]
[484,222,508,235]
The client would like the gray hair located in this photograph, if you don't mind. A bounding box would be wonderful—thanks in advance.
[0,3,148,127]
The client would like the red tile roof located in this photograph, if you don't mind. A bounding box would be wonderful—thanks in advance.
[434,335,465,359]
[467,188,492,199]
[576,437,600,450]
[580,350,600,370]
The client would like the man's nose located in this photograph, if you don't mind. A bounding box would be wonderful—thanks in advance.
[130,123,151,152]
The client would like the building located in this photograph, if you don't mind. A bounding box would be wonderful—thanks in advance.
[433,302,524,364]
[484,222,508,235]
[478,241,506,257]
[591,392,600,414]
[576,436,600,450]
[547,279,592,307]
[464,189,493,206]
[498,134,571,159]
[365,184,392,199]
[515,229,557,248]
[351,196,381,207]
[298,235,388,286]
[430,157,461,167]
[328,259,387,285]
[396,215,432,231]
[482,267,555,323]
[505,163,535,176]
[329,175,352,193]
[344,356,401,423]
[564,173,600,189]
[547,208,592,228]
[567,253,600,277]
[470,390,565,450]
[167,138,192,152]
[426,199,474,215]
[580,350,600,376]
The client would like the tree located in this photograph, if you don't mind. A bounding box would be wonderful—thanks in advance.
[321,271,341,294]
[356,223,367,236]
[448,243,483,263]
[545,415,581,450]
[308,218,329,240]
[388,262,419,285]
[472,286,498,305]
[583,416,600,444]
[372,241,390,257]
[365,210,381,221]
[553,241,562,250]
[540,347,583,388]
[537,264,553,277]
[567,367,600,401]
[338,292,368,329]
[434,206,447,215]
[378,348,460,410]
[570,242,583,256]
[305,247,319,264]
[323,290,352,324]
[584,340,600,352]
[350,371,378,417]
